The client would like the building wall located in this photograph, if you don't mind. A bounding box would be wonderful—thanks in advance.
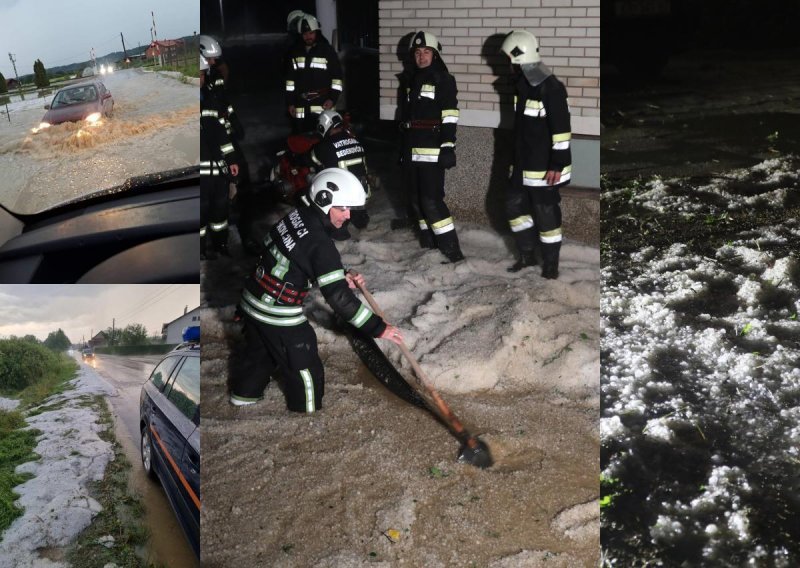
[377,0,600,237]
[165,309,201,344]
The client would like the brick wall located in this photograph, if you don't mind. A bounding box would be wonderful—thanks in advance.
[378,0,600,137]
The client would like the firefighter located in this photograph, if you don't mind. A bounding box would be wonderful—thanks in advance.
[285,14,343,133]
[198,34,241,138]
[310,110,371,234]
[500,30,572,279]
[400,31,464,263]
[200,55,239,259]
[229,168,404,411]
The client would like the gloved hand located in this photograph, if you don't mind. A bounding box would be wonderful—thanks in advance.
[438,147,456,169]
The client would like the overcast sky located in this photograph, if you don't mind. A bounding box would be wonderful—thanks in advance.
[0,0,198,78]
[0,285,200,344]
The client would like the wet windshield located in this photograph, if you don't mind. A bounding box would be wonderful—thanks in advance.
[52,85,98,107]
[0,0,199,215]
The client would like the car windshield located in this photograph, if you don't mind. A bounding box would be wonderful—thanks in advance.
[0,0,199,215]
[52,85,98,107]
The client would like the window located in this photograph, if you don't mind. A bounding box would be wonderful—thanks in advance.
[166,356,200,422]
[150,356,180,390]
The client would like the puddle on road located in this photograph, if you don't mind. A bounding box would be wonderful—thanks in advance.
[111,412,198,567]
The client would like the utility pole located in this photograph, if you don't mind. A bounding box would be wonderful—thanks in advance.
[120,33,128,64]
[7,53,24,101]
[111,318,115,346]
[151,11,162,66]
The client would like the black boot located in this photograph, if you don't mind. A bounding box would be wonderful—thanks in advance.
[541,260,559,279]
[211,229,231,257]
[419,230,436,249]
[540,241,560,279]
[507,252,537,273]
[441,248,465,263]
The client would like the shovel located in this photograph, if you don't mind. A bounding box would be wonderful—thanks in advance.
[350,273,493,469]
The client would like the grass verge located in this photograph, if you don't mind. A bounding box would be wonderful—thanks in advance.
[66,395,149,568]
[0,351,75,533]
[0,410,38,532]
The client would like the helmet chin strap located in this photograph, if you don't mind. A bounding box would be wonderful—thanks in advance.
[521,62,552,87]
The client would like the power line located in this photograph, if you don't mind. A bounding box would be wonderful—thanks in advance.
[113,285,184,324]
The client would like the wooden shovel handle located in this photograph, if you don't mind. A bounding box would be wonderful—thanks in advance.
[350,272,480,449]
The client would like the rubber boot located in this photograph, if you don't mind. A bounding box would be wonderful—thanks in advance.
[437,229,464,263]
[507,251,537,273]
[541,260,559,279]
[201,235,208,261]
[441,247,465,263]
[540,242,560,279]
[211,228,231,257]
[419,229,436,249]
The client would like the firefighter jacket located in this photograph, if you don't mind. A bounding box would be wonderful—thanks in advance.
[311,129,370,196]
[200,85,238,177]
[207,64,236,136]
[512,73,572,188]
[401,58,459,165]
[239,205,386,336]
[285,37,343,118]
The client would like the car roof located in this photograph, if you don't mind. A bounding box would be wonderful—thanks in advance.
[57,81,105,93]
[168,342,200,355]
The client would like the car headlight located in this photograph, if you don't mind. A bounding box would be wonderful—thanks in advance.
[85,112,102,124]
[100,65,106,75]
[108,65,114,73]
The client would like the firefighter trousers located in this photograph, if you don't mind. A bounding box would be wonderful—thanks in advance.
[201,174,231,248]
[506,174,563,264]
[405,164,462,255]
[230,317,325,413]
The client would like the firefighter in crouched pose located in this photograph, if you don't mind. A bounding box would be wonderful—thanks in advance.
[501,30,572,279]
[229,169,404,412]
[200,56,239,259]
[285,14,343,133]
[400,31,464,263]
[310,110,371,235]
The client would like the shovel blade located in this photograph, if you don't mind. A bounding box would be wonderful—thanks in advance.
[457,437,493,469]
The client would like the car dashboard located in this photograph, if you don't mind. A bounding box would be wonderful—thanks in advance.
[0,169,199,283]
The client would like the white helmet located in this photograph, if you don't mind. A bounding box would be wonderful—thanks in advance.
[199,35,222,58]
[317,110,343,137]
[410,30,441,56]
[298,14,320,34]
[501,30,541,64]
[309,168,366,214]
[287,10,305,32]
[200,55,209,72]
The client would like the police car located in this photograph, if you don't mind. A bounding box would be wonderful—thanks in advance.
[139,326,200,558]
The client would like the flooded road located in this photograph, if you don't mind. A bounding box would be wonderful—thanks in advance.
[0,68,198,214]
[601,50,800,565]
[90,354,198,567]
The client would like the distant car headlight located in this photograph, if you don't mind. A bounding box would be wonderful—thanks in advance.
[85,112,102,124]
[100,65,107,75]
[108,65,114,73]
